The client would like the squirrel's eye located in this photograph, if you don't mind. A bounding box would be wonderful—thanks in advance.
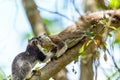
[38,36,41,39]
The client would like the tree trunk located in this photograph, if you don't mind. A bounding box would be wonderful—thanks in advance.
[80,0,98,79]
[53,69,68,80]
[22,0,46,36]
[80,58,94,80]
[80,45,95,80]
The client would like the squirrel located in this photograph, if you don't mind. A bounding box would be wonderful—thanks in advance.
[34,33,68,60]
[35,30,84,60]
[11,24,84,80]
[12,38,52,80]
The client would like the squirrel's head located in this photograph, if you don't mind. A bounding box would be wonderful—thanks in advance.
[27,38,42,50]
[36,33,55,50]
[28,38,38,46]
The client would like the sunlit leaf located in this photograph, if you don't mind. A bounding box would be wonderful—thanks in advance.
[113,39,120,44]
[35,67,40,71]
[79,43,86,54]
[86,40,92,47]
[108,0,120,9]
[102,19,107,24]
[116,31,120,42]
[109,26,117,30]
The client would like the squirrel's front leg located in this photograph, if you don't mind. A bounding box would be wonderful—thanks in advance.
[50,41,68,61]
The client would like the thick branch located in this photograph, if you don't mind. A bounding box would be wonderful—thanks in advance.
[40,42,83,80]
[30,10,120,80]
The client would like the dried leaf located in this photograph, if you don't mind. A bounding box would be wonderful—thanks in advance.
[95,39,100,45]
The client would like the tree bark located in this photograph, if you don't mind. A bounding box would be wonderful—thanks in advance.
[53,69,68,80]
[80,44,95,80]
[81,0,98,80]
[82,0,98,12]
[22,0,46,36]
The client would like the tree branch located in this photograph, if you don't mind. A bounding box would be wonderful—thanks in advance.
[30,9,120,80]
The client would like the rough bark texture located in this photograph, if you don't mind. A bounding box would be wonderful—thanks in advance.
[29,10,120,80]
[80,43,95,80]
[22,0,46,36]
[83,0,98,12]
[53,69,68,80]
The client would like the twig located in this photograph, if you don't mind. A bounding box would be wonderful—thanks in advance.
[106,48,120,72]
[94,59,99,80]
[71,0,81,16]
[37,6,74,22]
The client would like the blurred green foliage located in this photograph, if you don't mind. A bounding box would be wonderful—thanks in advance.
[0,68,6,80]
[113,28,120,44]
[108,0,120,9]
[42,18,64,34]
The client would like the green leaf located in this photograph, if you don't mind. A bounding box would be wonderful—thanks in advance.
[83,30,95,37]
[113,39,120,44]
[7,75,12,80]
[0,68,6,80]
[79,40,92,54]
[42,18,53,25]
[108,0,120,9]
[79,43,86,54]
[109,26,117,30]
[95,51,100,59]
[86,40,92,47]
[102,19,107,24]
[108,33,112,37]
[25,33,34,39]
[81,52,87,58]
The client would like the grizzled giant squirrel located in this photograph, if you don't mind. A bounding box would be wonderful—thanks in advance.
[12,38,52,80]
[12,30,83,80]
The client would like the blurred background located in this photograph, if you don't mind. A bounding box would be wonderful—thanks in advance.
[0,0,120,80]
